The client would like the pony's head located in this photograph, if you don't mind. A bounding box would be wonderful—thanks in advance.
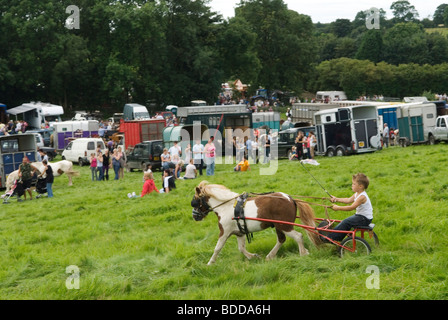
[191,181,212,221]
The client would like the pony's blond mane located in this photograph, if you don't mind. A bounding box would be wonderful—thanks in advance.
[197,181,239,201]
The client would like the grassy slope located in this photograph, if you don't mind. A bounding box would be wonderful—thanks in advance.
[0,144,447,300]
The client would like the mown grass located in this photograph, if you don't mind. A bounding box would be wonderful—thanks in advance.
[0,144,447,300]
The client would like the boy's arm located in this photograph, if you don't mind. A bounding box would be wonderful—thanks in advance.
[332,195,366,211]
[330,194,355,204]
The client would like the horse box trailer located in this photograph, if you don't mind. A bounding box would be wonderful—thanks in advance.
[314,105,381,157]
[6,102,64,129]
[397,103,437,146]
[119,119,166,151]
[53,120,100,151]
[0,134,37,189]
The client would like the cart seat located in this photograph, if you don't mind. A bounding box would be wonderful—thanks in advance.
[354,223,375,231]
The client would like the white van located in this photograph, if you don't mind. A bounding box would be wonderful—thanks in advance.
[61,138,106,166]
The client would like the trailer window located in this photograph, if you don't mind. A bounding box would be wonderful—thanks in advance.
[339,109,349,121]
[1,139,19,153]
[426,113,434,119]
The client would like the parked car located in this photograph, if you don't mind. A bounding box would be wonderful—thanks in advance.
[61,138,106,166]
[126,140,164,171]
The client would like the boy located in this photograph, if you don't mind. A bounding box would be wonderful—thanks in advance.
[327,173,373,241]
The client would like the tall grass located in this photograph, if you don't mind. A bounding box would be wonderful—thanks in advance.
[0,144,447,299]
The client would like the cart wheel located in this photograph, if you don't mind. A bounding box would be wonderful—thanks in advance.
[372,232,380,247]
[339,237,371,257]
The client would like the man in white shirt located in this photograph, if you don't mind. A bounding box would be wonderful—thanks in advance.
[169,141,181,158]
[192,139,204,176]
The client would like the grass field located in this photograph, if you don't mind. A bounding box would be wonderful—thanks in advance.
[0,143,447,300]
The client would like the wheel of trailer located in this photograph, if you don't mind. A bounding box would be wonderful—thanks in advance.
[339,236,371,257]
[335,147,346,157]
[428,135,435,145]
[326,147,335,157]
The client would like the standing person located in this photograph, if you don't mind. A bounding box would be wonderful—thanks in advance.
[38,149,49,162]
[204,137,216,176]
[252,137,259,164]
[17,156,38,200]
[102,149,110,181]
[192,139,204,176]
[112,149,121,180]
[184,143,192,165]
[246,137,253,162]
[263,133,271,163]
[295,131,305,160]
[309,131,317,160]
[383,123,389,148]
[117,147,126,179]
[96,151,104,181]
[326,173,373,242]
[169,141,182,159]
[90,153,98,181]
[40,159,54,198]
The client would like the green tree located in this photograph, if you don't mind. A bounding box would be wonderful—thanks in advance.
[433,4,448,26]
[235,0,316,93]
[355,29,383,63]
[215,16,261,85]
[330,19,352,38]
[383,22,429,65]
[390,1,419,22]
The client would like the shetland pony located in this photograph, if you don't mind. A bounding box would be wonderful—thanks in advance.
[191,181,321,265]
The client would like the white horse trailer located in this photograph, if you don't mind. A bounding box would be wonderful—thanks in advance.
[314,105,381,157]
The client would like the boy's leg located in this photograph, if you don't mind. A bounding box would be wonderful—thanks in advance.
[328,215,369,242]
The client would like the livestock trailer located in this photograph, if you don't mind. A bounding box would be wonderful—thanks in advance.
[119,119,166,151]
[397,103,437,146]
[53,120,100,151]
[0,134,37,189]
[252,112,280,131]
[314,105,381,157]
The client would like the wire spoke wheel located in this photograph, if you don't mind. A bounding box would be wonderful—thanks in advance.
[339,236,371,257]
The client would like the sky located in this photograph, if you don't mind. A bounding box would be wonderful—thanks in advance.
[209,0,441,23]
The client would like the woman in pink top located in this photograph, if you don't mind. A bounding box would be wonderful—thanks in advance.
[205,138,216,176]
[90,153,98,181]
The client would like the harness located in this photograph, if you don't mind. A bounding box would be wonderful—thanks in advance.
[233,192,253,243]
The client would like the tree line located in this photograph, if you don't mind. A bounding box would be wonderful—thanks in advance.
[1,0,448,114]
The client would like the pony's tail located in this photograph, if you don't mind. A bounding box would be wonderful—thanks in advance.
[295,200,322,247]
[66,170,80,177]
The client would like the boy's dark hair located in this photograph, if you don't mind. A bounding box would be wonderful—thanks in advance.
[353,173,369,189]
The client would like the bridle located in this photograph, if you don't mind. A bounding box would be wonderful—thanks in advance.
[191,192,238,221]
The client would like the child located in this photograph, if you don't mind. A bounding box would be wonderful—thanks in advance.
[234,157,251,172]
[160,169,176,193]
[327,173,373,241]
[128,172,159,198]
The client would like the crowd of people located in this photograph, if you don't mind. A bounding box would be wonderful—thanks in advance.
[289,130,317,161]
[0,120,31,135]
